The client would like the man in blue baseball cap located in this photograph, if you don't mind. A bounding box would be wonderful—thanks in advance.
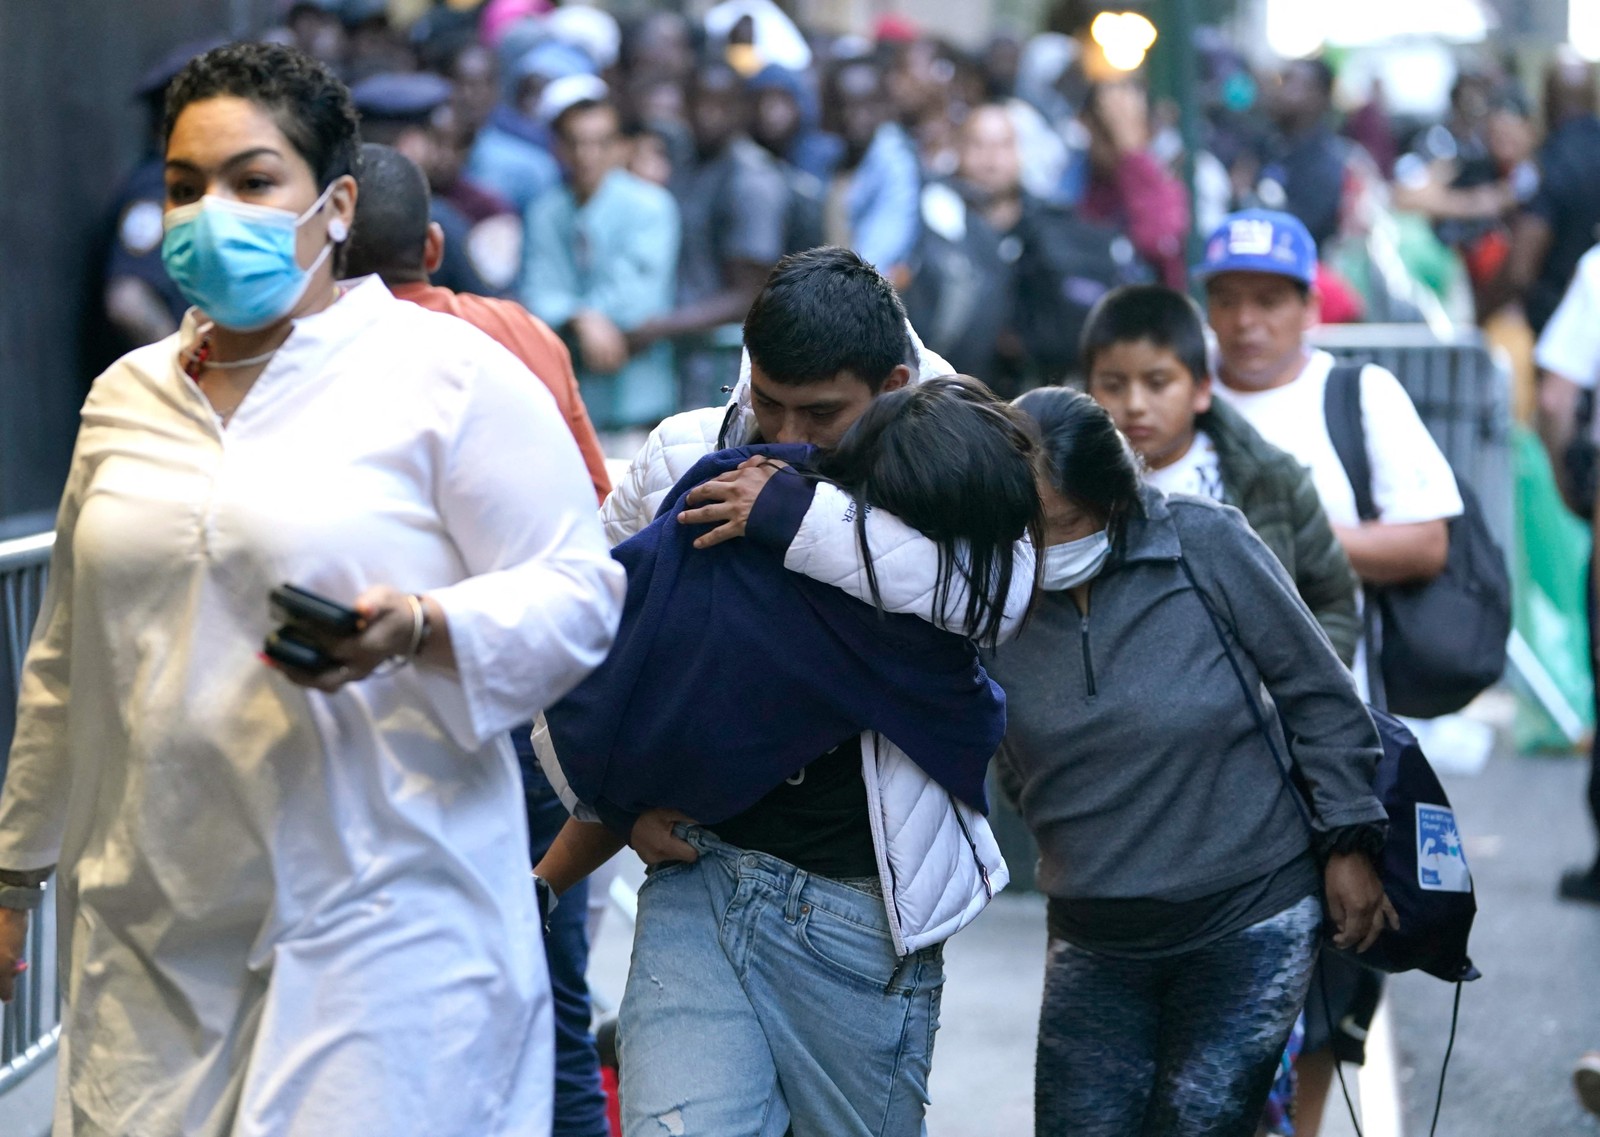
[1198,206,1463,1137]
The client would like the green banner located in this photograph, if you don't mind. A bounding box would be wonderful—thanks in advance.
[1512,425,1594,752]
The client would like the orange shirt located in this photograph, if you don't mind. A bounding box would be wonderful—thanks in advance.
[390,280,612,504]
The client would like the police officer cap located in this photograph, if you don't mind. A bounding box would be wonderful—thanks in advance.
[338,0,390,25]
[134,37,229,99]
[350,71,454,122]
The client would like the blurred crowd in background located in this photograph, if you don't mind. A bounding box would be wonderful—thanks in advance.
[100,0,1600,441]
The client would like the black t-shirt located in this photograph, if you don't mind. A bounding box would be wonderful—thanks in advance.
[709,736,879,880]
[1526,116,1600,334]
[1046,850,1321,958]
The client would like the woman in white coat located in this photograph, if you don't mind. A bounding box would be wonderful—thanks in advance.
[0,43,624,1137]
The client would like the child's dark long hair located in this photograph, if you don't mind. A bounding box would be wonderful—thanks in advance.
[1012,385,1145,550]
[814,376,1044,647]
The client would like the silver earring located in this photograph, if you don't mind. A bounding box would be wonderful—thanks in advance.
[328,218,348,242]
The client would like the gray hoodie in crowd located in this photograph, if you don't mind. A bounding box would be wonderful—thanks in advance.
[983,486,1386,905]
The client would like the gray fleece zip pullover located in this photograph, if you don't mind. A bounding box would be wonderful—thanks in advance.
[983,488,1385,903]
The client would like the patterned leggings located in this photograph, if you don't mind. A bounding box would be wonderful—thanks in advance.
[1035,894,1321,1137]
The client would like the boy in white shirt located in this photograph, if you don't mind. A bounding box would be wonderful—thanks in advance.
[1197,208,1463,1137]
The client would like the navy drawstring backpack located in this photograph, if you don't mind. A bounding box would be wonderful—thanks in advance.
[1177,557,1481,982]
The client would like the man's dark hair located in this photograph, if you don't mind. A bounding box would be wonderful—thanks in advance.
[1080,285,1210,387]
[165,41,362,189]
[743,247,914,390]
[343,143,430,282]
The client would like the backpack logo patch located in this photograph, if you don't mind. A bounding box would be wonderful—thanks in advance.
[1416,804,1472,893]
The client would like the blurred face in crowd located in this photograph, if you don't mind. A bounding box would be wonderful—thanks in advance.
[958,104,1022,198]
[1486,105,1534,172]
[630,75,688,128]
[832,62,889,161]
[886,41,947,126]
[424,103,471,193]
[164,96,354,274]
[689,67,745,158]
[449,45,499,137]
[1082,81,1150,175]
[1204,271,1317,391]
[556,102,622,201]
[287,8,346,68]
[1268,60,1328,132]
[1450,74,1494,134]
[983,35,1021,98]
[1087,341,1211,471]
[749,366,909,448]
[630,12,694,82]
[753,87,803,155]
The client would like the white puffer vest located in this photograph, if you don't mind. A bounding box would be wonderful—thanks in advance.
[577,331,1016,954]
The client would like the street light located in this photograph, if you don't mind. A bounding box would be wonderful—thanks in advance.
[1091,10,1159,72]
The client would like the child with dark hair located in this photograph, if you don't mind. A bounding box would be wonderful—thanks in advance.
[1083,284,1360,664]
[536,376,1040,1136]
[986,385,1394,1137]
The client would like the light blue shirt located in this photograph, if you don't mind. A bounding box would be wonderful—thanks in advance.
[522,170,681,430]
[847,122,921,272]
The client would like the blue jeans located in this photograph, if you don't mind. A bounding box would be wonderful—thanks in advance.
[618,827,943,1137]
[519,740,610,1137]
[1035,894,1321,1137]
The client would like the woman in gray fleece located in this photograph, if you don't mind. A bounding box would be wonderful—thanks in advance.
[984,388,1396,1137]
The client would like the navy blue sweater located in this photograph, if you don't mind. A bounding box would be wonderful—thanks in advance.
[545,445,1005,836]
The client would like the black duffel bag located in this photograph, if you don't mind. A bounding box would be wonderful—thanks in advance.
[1324,363,1511,719]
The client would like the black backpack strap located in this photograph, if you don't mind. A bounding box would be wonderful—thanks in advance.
[1176,556,1318,836]
[1323,363,1379,523]
[1322,362,1389,706]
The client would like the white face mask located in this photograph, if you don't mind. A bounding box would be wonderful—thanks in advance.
[1039,531,1111,591]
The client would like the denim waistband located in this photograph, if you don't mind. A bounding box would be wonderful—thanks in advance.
[676,824,892,930]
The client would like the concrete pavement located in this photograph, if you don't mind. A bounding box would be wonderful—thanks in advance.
[1387,745,1600,1136]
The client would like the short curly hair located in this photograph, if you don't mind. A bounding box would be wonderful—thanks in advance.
[164,41,362,188]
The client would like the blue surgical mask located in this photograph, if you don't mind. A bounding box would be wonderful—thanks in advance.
[1040,531,1110,591]
[161,184,340,331]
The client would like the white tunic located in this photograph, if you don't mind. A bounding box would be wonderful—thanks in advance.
[0,277,625,1137]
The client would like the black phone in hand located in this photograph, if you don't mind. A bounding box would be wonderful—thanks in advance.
[265,584,361,674]
[270,584,361,635]
[263,628,339,673]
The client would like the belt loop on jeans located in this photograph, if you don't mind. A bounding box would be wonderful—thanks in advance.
[885,952,915,995]
[673,822,704,854]
[783,869,809,923]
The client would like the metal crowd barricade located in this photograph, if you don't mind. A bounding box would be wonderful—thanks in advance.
[0,529,60,1099]
[1308,323,1514,555]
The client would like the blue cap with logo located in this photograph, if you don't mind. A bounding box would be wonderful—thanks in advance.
[1194,209,1317,286]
